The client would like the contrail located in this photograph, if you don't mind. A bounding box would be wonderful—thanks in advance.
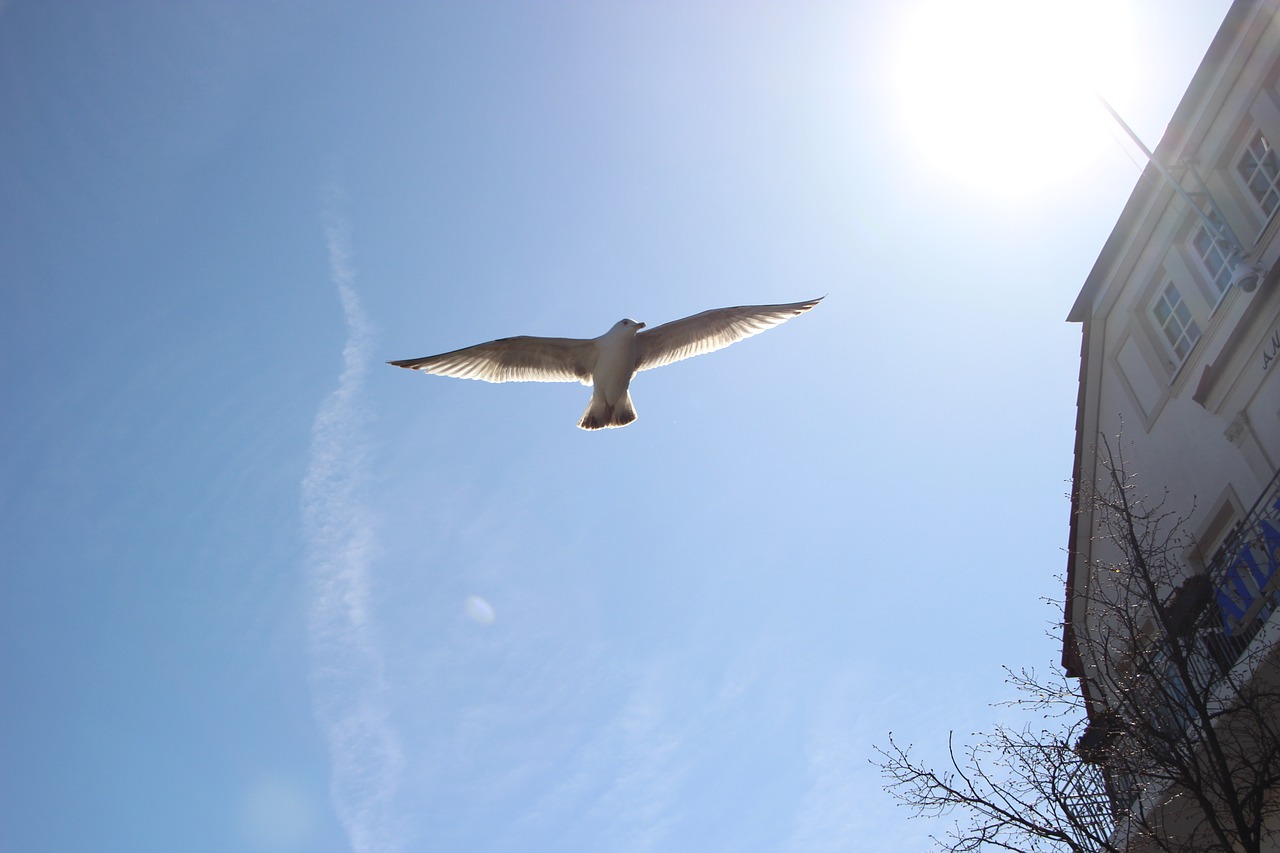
[302,200,404,853]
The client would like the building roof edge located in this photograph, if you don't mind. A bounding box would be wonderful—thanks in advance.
[1067,0,1260,325]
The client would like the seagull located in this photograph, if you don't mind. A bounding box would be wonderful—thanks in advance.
[388,297,822,430]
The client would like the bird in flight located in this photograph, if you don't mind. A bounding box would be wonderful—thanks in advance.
[388,297,822,430]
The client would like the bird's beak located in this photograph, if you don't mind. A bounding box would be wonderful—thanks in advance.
[636,322,646,329]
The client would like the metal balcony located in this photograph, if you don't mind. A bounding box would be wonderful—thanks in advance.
[1198,467,1280,674]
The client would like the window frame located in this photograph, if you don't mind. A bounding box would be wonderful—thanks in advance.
[1149,279,1202,365]
[1188,220,1235,305]
[1235,128,1280,218]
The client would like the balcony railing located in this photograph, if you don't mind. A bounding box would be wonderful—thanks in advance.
[1199,467,1280,673]
[1081,468,1280,830]
[1061,762,1117,841]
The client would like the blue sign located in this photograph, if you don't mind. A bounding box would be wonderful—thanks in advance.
[1217,494,1280,636]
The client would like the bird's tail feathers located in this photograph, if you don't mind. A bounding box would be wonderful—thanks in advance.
[578,393,637,430]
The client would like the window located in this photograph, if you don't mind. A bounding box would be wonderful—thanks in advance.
[1236,130,1280,216]
[1190,223,1234,296]
[1151,281,1201,362]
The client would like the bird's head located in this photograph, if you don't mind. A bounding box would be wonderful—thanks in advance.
[612,318,646,333]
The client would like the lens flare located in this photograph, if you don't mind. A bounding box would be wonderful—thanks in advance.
[465,595,495,625]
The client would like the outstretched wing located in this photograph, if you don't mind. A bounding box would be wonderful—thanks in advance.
[634,297,822,372]
[388,335,596,385]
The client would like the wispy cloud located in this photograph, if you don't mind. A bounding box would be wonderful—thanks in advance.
[303,195,404,853]
[786,670,889,853]
[585,664,686,852]
[501,656,687,853]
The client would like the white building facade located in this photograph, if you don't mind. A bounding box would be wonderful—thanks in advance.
[1065,0,1280,848]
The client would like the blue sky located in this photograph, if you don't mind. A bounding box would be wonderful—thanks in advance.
[0,2,1232,851]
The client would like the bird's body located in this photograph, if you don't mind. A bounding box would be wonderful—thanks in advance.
[581,319,644,429]
[388,297,822,430]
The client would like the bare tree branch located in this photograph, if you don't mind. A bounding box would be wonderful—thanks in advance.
[875,440,1280,852]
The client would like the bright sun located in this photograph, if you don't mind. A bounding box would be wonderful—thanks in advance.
[894,0,1137,197]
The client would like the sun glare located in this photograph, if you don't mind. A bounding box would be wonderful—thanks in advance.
[895,0,1136,197]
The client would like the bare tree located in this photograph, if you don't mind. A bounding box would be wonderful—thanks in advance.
[876,441,1280,852]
